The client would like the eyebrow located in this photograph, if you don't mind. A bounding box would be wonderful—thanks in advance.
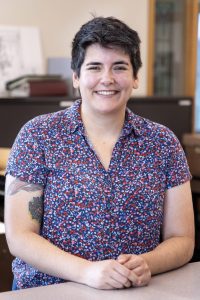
[86,62,101,66]
[113,61,129,65]
[85,61,129,66]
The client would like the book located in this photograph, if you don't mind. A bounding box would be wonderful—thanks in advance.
[6,74,62,90]
[6,75,68,97]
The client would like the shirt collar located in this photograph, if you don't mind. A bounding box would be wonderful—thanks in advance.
[67,99,144,137]
[121,107,144,138]
[67,99,84,134]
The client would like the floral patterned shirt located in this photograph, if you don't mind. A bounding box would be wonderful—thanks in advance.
[6,99,191,289]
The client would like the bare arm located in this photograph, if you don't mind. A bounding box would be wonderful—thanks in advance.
[141,180,195,274]
[5,175,132,289]
[119,181,195,285]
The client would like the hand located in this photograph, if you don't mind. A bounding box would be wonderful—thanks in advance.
[83,259,132,290]
[117,254,151,287]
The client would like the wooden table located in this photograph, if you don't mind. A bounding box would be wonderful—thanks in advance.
[0,262,199,300]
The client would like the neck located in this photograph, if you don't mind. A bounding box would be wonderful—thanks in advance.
[81,105,126,138]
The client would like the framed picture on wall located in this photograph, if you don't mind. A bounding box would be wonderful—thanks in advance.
[0,25,44,96]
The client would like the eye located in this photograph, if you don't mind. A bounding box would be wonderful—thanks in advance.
[86,65,101,71]
[113,65,128,71]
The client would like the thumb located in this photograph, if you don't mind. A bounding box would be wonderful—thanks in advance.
[117,254,132,264]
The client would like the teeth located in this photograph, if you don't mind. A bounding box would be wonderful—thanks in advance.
[96,90,116,95]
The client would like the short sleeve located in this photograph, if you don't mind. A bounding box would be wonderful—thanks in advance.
[6,118,48,186]
[165,131,191,189]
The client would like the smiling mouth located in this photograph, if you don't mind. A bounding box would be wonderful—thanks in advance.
[95,90,118,96]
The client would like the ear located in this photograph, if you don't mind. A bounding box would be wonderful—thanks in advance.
[132,78,139,89]
[72,72,80,89]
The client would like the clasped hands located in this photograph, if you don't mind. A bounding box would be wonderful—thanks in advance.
[84,254,151,290]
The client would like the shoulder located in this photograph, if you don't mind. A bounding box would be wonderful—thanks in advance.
[131,111,180,146]
[127,110,183,158]
[17,104,76,144]
[23,108,70,132]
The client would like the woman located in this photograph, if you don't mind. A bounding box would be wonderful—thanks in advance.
[5,16,194,290]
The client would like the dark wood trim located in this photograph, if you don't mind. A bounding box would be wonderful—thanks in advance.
[184,0,198,97]
[184,0,198,133]
[147,0,155,96]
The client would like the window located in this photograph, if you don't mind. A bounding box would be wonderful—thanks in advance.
[149,0,198,99]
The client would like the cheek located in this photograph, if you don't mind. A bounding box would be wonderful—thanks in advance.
[81,75,99,90]
[118,77,134,89]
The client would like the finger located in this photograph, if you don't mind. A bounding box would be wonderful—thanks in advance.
[132,269,151,287]
[128,271,140,286]
[136,276,150,287]
[123,257,141,270]
[113,261,130,278]
[110,277,132,289]
[132,265,144,276]
[110,270,131,288]
[100,283,115,290]
[124,279,132,288]
[107,277,125,289]
[127,261,151,278]
[117,254,132,264]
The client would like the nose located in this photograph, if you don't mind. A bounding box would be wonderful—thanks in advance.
[100,69,114,85]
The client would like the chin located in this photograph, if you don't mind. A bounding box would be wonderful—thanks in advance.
[95,103,125,115]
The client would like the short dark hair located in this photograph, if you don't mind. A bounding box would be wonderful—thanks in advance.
[71,16,142,78]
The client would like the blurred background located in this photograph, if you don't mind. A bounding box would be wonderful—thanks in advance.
[0,0,200,292]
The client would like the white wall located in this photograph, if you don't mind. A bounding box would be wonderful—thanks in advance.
[0,0,149,95]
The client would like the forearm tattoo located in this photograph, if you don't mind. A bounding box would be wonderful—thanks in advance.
[29,196,43,224]
[6,178,43,196]
[6,178,44,224]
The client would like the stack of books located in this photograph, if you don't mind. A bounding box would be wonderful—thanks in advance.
[6,75,68,97]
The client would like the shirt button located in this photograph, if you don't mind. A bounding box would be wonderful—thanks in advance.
[106,202,111,209]
[105,212,111,218]
[104,187,111,193]
[104,178,112,189]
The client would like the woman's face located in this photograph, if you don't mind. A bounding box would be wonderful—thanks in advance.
[73,43,138,116]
